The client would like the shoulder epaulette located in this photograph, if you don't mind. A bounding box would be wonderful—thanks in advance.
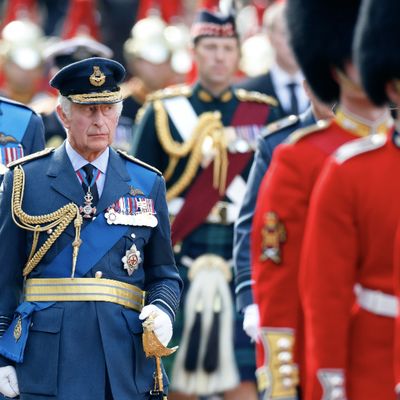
[146,84,192,102]
[262,114,299,138]
[285,119,331,144]
[234,88,278,107]
[117,150,162,175]
[7,147,55,168]
[334,134,387,164]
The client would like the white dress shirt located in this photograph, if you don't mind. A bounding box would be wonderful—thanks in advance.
[269,63,309,115]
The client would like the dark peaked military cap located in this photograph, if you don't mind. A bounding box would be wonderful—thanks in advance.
[286,0,361,104]
[191,9,238,42]
[50,57,125,104]
[354,0,400,106]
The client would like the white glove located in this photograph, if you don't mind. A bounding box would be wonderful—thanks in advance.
[139,304,173,346]
[0,366,19,398]
[243,303,260,342]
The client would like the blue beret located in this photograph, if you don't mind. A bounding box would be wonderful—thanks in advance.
[50,57,126,104]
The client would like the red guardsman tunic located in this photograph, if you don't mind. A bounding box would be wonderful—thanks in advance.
[251,109,392,399]
[301,129,398,400]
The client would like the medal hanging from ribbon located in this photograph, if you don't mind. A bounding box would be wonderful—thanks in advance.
[77,165,100,219]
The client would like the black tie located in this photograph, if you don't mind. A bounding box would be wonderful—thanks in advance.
[81,164,99,206]
[287,82,299,115]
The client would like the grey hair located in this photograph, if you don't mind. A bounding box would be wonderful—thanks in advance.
[58,95,72,117]
[57,95,124,118]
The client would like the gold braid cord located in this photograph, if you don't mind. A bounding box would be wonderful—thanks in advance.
[154,100,228,200]
[11,165,83,277]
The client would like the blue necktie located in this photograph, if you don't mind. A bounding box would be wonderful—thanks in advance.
[81,164,99,206]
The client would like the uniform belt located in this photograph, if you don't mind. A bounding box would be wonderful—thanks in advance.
[169,198,239,225]
[355,284,398,318]
[24,278,145,312]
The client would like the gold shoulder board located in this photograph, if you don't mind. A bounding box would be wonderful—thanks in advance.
[334,134,387,164]
[117,150,162,175]
[234,88,278,107]
[7,147,55,168]
[262,115,299,138]
[146,84,192,102]
[285,119,331,144]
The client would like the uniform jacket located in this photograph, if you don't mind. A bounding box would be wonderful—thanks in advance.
[236,72,287,119]
[134,82,278,260]
[0,144,182,400]
[250,112,389,397]
[0,97,45,183]
[301,130,399,400]
[233,107,315,312]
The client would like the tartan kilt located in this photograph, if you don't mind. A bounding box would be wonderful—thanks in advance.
[164,223,256,382]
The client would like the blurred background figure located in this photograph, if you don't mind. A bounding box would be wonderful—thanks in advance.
[236,1,309,119]
[0,19,49,105]
[122,14,191,124]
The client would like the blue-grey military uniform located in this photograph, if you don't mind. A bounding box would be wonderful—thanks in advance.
[0,97,45,184]
[233,107,316,311]
[0,144,182,400]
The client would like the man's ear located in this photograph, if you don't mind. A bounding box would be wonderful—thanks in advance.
[55,104,70,129]
[385,80,400,105]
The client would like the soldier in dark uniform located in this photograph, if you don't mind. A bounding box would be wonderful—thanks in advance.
[133,7,278,400]
[0,57,182,400]
[0,97,45,184]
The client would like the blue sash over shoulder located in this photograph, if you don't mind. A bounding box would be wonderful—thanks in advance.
[0,160,157,362]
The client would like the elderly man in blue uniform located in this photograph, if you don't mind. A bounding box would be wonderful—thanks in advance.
[233,81,334,341]
[0,57,182,400]
[0,97,45,183]
[133,7,278,400]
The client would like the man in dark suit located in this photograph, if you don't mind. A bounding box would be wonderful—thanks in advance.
[0,57,182,399]
[237,1,309,119]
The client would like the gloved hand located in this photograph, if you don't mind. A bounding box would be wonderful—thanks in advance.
[243,303,260,342]
[0,366,19,398]
[139,304,173,346]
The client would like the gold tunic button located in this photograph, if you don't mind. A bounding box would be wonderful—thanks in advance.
[95,271,103,279]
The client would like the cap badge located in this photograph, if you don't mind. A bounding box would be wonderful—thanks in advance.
[89,66,106,87]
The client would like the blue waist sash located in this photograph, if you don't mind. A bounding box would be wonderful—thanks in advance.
[0,159,157,362]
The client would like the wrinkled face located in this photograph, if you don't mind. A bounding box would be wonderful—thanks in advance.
[57,102,120,161]
[193,36,240,88]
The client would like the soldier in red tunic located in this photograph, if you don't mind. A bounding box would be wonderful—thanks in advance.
[250,0,393,399]
[299,0,400,398]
